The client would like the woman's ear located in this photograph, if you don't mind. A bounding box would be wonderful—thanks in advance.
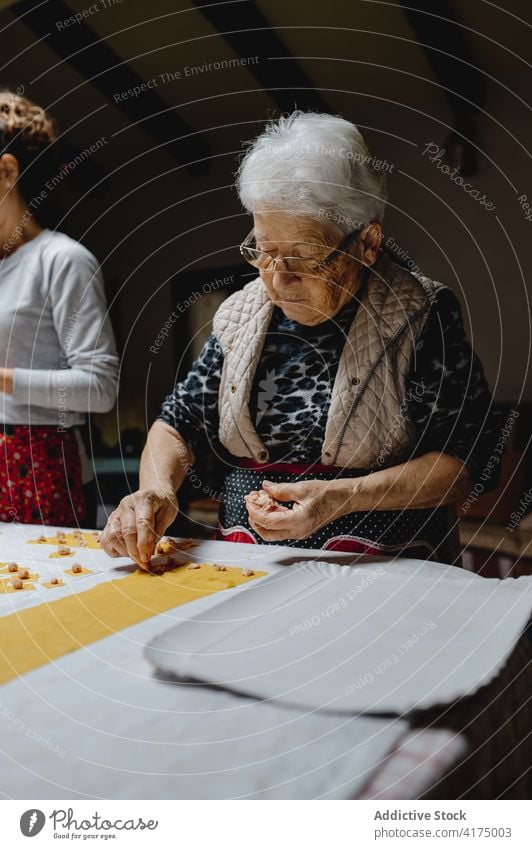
[360,221,382,266]
[0,153,20,188]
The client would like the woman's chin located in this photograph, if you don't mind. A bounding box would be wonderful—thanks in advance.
[277,300,320,324]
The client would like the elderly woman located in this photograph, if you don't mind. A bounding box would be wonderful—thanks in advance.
[102,111,499,566]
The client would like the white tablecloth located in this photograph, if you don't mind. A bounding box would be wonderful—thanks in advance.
[0,524,409,799]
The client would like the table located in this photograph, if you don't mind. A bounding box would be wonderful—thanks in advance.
[0,523,529,799]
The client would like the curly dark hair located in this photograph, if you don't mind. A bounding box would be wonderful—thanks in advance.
[0,89,58,209]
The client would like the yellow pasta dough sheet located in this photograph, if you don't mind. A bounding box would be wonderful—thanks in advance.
[0,563,264,684]
[27,531,101,549]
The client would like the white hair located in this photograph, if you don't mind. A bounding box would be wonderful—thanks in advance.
[236,111,387,234]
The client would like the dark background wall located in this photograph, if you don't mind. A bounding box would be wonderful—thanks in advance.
[2,0,531,449]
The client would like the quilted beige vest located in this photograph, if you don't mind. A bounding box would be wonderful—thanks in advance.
[213,252,447,469]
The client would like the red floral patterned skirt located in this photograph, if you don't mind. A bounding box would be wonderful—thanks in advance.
[0,425,85,526]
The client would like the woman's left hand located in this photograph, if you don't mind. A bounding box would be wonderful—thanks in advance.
[245,479,350,542]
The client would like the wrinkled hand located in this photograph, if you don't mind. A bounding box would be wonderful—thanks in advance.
[244,479,349,542]
[100,489,178,568]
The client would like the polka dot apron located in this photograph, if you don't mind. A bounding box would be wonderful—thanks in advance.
[216,458,454,562]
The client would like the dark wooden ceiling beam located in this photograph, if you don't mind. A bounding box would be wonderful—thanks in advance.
[11,0,210,171]
[399,0,486,175]
[192,0,329,115]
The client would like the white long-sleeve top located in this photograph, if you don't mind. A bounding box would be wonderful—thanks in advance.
[0,229,119,426]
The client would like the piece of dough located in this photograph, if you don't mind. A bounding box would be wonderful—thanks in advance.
[0,581,35,594]
[28,531,101,550]
[246,489,290,513]
[64,567,93,577]
[0,568,38,581]
[155,537,198,555]
[48,548,73,558]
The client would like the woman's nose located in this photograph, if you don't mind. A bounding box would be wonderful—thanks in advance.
[271,266,300,291]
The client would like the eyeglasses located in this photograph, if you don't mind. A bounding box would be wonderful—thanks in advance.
[239,226,364,277]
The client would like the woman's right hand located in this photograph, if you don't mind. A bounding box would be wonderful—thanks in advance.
[100,489,178,568]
